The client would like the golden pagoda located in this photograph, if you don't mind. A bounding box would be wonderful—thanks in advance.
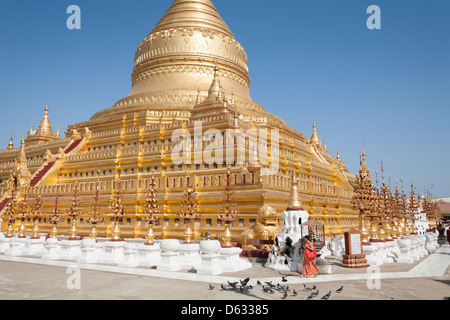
[0,0,357,240]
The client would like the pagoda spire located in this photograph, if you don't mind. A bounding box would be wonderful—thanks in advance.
[27,123,34,137]
[206,65,224,102]
[19,135,27,165]
[310,122,320,146]
[7,137,14,150]
[361,149,368,172]
[196,89,202,105]
[409,180,418,212]
[418,192,424,212]
[36,104,55,137]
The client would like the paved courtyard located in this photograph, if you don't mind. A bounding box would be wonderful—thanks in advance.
[0,245,448,300]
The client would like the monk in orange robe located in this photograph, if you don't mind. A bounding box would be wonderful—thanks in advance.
[300,236,319,278]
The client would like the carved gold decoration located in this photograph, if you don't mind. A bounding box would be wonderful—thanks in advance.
[178,187,199,244]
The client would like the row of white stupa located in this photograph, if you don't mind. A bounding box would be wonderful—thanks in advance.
[0,233,251,275]
[265,209,443,273]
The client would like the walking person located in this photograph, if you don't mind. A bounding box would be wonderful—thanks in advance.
[300,235,319,278]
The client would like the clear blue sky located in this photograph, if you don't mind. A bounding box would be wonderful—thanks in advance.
[0,0,448,197]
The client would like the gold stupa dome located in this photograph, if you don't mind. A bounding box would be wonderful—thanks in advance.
[91,0,276,121]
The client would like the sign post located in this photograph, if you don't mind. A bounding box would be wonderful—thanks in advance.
[342,228,369,268]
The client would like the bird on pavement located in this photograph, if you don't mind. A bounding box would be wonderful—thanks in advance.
[228,281,238,289]
[209,284,215,290]
[282,291,288,299]
[303,284,312,291]
[307,292,315,300]
[265,281,276,288]
[313,290,319,297]
[321,291,332,300]
[239,285,250,293]
[312,285,317,290]
[262,285,274,294]
[220,284,226,291]
[257,280,262,286]
[293,289,298,296]
[278,271,293,283]
[336,286,344,293]
[240,278,250,287]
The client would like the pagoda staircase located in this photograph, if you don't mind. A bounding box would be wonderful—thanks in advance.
[0,193,12,212]
[0,137,86,215]
[30,161,56,187]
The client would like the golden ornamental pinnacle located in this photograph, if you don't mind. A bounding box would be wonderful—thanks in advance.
[108,174,126,242]
[67,183,83,240]
[217,167,239,248]
[178,187,199,244]
[87,177,104,241]
[17,192,30,239]
[2,191,18,238]
[49,194,64,239]
[351,149,376,244]
[142,174,160,245]
[30,195,43,239]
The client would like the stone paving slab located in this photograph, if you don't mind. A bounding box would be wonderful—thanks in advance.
[0,245,448,287]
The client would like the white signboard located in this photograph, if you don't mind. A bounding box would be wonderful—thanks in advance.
[350,233,361,255]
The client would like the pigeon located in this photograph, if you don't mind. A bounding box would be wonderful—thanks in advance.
[293,289,298,296]
[228,281,238,289]
[240,278,250,287]
[312,285,317,290]
[209,284,215,290]
[336,286,344,293]
[265,281,276,288]
[303,284,312,291]
[262,285,274,294]
[313,290,319,297]
[249,285,253,290]
[278,271,291,282]
[220,284,226,291]
[307,292,315,300]
[282,291,288,299]
[256,280,262,286]
[277,283,283,290]
[321,291,332,300]
[239,285,250,293]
